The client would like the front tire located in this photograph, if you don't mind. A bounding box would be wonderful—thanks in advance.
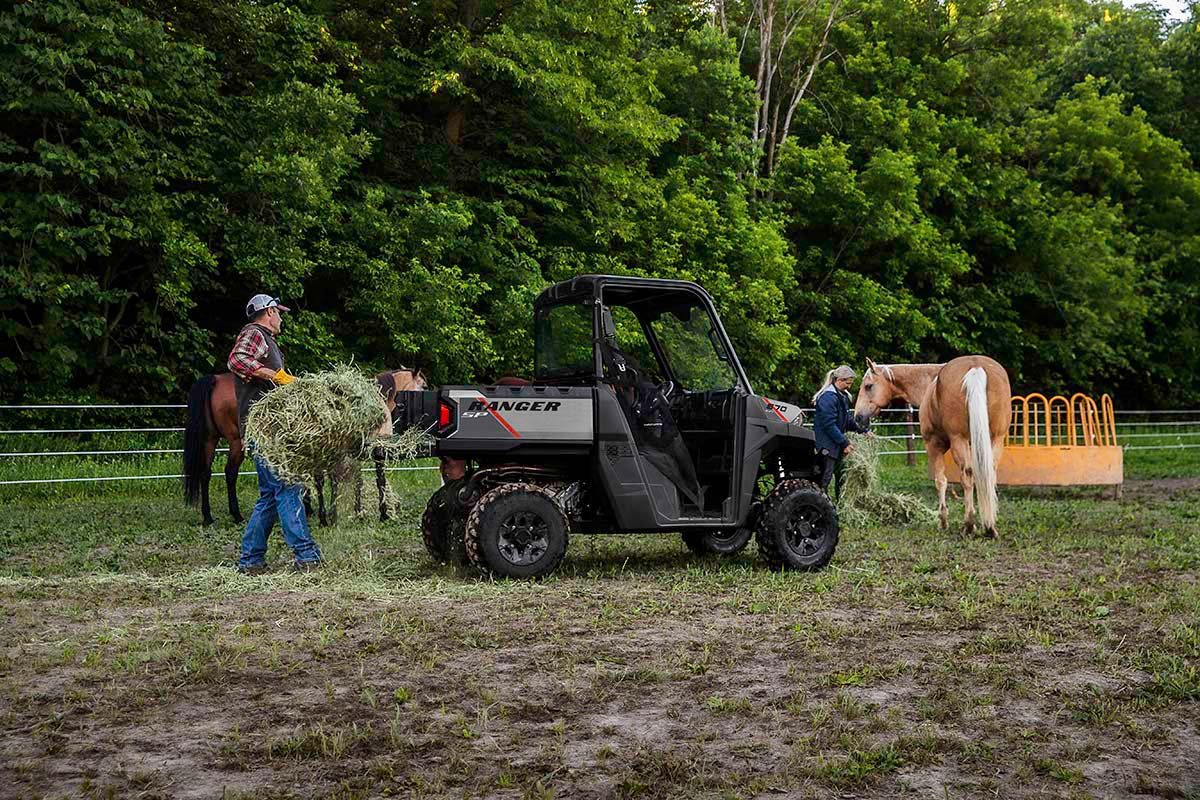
[682,527,753,556]
[755,479,838,570]
[465,484,569,579]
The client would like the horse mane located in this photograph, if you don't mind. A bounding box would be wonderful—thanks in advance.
[870,364,896,381]
[872,363,945,382]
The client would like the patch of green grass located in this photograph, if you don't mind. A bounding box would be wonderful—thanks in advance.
[1034,758,1085,784]
[267,721,374,760]
[815,744,904,788]
[703,694,751,715]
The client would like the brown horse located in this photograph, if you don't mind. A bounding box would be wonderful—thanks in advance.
[852,356,1012,536]
[183,368,426,526]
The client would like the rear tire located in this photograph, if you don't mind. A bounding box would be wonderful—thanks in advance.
[682,527,753,556]
[465,484,568,579]
[422,479,467,565]
[755,479,838,570]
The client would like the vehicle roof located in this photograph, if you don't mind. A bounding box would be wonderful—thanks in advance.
[532,273,754,394]
[534,274,714,309]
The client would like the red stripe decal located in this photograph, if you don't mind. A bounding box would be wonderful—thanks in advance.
[478,397,521,438]
[764,398,788,422]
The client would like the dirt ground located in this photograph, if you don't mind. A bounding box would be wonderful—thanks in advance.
[1,483,1199,799]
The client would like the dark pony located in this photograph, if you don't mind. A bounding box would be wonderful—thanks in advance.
[182,369,426,525]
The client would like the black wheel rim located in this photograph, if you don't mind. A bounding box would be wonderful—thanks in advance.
[784,499,832,559]
[497,510,550,566]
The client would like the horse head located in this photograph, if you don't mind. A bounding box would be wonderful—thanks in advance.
[395,367,427,392]
[378,367,427,397]
[375,367,428,420]
[853,358,899,428]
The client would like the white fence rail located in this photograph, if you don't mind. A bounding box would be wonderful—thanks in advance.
[0,402,442,487]
[1,404,1198,487]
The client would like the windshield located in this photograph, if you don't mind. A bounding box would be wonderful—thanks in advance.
[534,301,595,380]
[650,304,738,391]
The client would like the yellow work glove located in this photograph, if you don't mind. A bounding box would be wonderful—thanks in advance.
[273,368,296,385]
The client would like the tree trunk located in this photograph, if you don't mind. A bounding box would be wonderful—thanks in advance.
[728,0,846,189]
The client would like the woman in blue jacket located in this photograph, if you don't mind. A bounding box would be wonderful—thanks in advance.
[812,365,867,499]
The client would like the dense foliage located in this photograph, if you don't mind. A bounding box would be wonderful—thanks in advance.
[2,0,1198,407]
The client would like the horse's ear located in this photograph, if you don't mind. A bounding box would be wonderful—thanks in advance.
[865,357,878,373]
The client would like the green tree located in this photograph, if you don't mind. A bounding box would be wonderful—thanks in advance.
[1050,3,1184,141]
[0,0,369,400]
[765,0,1200,404]
[4,0,1199,410]
[1163,3,1200,160]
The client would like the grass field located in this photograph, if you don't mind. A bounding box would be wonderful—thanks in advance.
[1,449,1198,799]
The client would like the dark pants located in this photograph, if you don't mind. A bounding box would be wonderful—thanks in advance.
[817,450,844,501]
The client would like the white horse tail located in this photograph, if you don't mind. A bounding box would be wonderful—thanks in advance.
[962,367,997,531]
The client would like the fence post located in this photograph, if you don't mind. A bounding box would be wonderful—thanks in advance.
[906,406,917,466]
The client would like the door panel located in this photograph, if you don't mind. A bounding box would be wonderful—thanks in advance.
[593,387,681,527]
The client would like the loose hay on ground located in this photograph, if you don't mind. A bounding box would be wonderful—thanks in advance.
[245,364,430,485]
[838,432,936,527]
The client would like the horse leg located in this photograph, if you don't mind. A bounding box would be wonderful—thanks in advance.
[354,468,364,518]
[926,438,950,531]
[226,438,245,524]
[330,473,339,526]
[206,374,246,525]
[201,435,217,526]
[950,437,976,537]
[375,448,389,522]
[316,473,328,527]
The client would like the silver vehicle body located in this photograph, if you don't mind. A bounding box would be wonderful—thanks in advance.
[395,275,820,533]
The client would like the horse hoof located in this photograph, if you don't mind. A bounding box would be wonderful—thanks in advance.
[202,518,214,527]
[983,527,998,539]
[962,524,976,537]
[231,515,243,525]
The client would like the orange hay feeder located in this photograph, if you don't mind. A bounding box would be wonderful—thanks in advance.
[946,393,1123,489]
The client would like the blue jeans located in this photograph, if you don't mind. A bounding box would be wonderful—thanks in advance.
[239,456,322,569]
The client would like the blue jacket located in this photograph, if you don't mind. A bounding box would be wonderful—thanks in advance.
[813,386,861,454]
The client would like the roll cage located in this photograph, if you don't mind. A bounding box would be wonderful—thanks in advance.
[533,275,753,394]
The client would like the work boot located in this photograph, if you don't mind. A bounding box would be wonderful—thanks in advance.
[293,560,323,573]
[238,563,269,576]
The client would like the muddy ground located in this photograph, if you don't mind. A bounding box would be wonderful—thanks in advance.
[1,483,1198,798]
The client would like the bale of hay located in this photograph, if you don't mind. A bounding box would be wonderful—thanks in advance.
[837,432,936,528]
[246,365,431,485]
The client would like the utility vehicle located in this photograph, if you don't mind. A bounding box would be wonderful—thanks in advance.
[394,274,837,579]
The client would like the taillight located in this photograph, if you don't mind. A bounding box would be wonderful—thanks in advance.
[438,401,452,429]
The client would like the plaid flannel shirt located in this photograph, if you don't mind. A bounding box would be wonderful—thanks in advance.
[227,326,269,380]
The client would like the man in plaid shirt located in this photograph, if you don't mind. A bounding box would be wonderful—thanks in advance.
[227,324,279,381]
[228,299,293,384]
[231,294,321,575]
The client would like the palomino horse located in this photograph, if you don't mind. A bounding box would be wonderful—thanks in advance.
[852,356,1012,536]
[182,368,426,525]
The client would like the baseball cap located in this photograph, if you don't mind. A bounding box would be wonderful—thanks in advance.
[245,294,291,318]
